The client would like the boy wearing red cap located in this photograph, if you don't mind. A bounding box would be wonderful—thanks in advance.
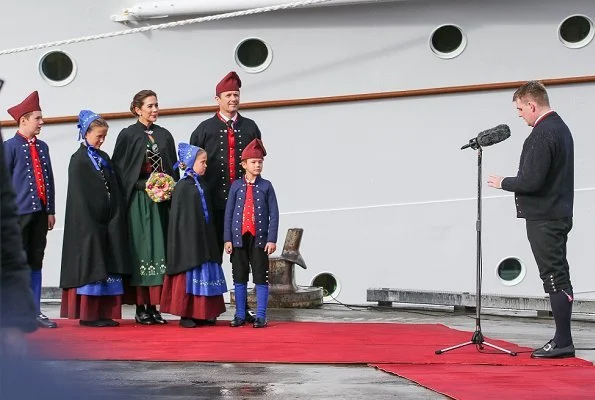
[4,91,57,328]
[224,139,278,328]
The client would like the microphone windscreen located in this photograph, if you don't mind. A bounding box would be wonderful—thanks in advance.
[477,124,511,147]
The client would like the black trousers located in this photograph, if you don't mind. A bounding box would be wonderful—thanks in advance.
[231,233,269,285]
[526,217,572,294]
[18,211,48,271]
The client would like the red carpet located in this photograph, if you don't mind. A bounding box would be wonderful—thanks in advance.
[374,364,595,399]
[30,319,594,399]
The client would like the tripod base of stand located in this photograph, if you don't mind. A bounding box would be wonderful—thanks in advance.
[435,329,517,356]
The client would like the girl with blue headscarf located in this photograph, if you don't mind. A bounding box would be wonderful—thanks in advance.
[59,110,131,327]
[160,143,227,328]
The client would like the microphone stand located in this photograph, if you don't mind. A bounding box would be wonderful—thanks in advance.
[435,140,517,356]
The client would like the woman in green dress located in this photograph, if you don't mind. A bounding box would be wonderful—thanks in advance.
[111,90,179,324]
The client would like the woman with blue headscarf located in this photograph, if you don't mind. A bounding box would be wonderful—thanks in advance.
[160,143,227,328]
[59,110,131,327]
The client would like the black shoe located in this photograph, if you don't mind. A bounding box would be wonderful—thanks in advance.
[135,311,155,325]
[531,340,575,358]
[100,319,120,327]
[245,311,256,324]
[148,309,168,324]
[79,320,119,327]
[229,316,246,327]
[192,318,217,326]
[179,318,197,328]
[253,317,267,328]
[37,314,58,328]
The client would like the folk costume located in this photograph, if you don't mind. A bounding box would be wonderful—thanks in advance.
[160,143,227,328]
[3,91,57,328]
[501,110,575,358]
[111,118,179,324]
[189,71,262,256]
[224,139,279,328]
[0,130,37,334]
[59,111,131,327]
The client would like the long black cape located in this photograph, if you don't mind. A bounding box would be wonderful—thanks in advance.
[60,145,131,288]
[111,120,179,205]
[166,177,222,275]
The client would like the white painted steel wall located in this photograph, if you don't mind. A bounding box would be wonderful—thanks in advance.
[1,0,595,303]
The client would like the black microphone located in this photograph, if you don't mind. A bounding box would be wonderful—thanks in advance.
[461,124,511,150]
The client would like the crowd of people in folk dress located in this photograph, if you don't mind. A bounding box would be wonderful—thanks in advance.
[3,71,279,329]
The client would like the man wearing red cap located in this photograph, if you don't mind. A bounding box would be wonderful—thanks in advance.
[4,91,57,328]
[190,71,263,321]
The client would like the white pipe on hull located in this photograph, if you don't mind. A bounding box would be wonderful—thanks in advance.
[116,0,394,20]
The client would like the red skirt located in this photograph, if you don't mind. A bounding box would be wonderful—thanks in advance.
[121,276,162,306]
[60,289,122,321]
[160,273,226,320]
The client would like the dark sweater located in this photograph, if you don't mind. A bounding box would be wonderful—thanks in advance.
[501,112,573,220]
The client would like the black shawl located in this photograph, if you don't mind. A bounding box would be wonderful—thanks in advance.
[166,177,222,275]
[60,145,131,288]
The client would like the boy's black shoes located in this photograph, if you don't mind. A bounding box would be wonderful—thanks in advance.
[229,317,246,327]
[245,310,256,324]
[531,340,575,358]
[253,318,267,328]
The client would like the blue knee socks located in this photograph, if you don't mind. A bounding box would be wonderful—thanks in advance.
[255,284,269,320]
[31,270,42,314]
[234,283,247,320]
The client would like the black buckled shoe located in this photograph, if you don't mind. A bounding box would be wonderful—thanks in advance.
[37,313,58,328]
[253,317,267,328]
[179,318,197,328]
[229,316,246,327]
[135,311,155,325]
[101,319,120,327]
[148,309,168,324]
[531,340,575,359]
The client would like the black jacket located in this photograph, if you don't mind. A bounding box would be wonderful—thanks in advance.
[502,112,574,220]
[0,131,37,332]
[190,113,261,210]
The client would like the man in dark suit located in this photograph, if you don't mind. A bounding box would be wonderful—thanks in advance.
[488,80,575,359]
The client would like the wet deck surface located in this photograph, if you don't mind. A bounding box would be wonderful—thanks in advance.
[31,303,595,399]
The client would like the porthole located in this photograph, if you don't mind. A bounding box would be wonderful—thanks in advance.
[430,24,467,59]
[496,257,526,286]
[558,15,594,49]
[311,272,341,301]
[234,38,273,73]
[39,50,77,86]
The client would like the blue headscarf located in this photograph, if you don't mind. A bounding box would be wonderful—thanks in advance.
[174,143,209,222]
[77,109,111,172]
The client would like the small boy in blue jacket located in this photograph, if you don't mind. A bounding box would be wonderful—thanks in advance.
[224,139,279,328]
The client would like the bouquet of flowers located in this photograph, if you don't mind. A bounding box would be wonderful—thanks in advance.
[145,172,175,203]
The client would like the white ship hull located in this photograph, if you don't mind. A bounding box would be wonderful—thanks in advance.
[1,0,595,304]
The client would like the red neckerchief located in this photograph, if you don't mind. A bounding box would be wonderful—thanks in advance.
[17,132,46,206]
[241,177,256,236]
[217,112,237,183]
